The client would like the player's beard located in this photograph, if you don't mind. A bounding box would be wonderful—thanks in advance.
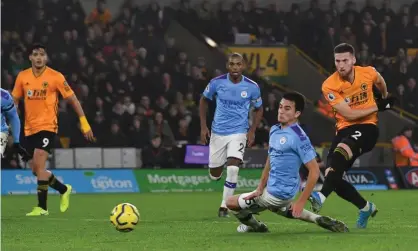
[338,68,352,81]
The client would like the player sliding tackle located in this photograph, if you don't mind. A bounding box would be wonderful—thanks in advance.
[200,53,263,217]
[226,92,349,233]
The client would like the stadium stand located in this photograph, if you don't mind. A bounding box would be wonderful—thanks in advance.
[1,0,417,169]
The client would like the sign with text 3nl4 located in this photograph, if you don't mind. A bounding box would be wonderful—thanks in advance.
[228,46,288,77]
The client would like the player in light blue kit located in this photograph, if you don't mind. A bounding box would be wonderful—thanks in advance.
[1,88,30,159]
[199,53,264,217]
[226,92,349,233]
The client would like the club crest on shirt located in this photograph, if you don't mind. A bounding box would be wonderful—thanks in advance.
[279,137,287,145]
[361,83,367,91]
[241,91,248,98]
[42,82,48,89]
[327,93,335,101]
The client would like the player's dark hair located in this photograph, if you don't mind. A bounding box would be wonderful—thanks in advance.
[282,92,306,113]
[334,43,355,55]
[29,43,47,54]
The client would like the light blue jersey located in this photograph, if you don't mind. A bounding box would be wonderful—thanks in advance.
[202,74,262,135]
[1,88,21,143]
[267,123,317,200]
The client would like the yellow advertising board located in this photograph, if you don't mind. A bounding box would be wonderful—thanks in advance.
[228,46,288,77]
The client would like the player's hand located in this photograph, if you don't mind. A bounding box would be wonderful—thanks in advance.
[83,130,96,142]
[12,143,31,161]
[247,129,256,147]
[243,189,263,200]
[289,199,305,218]
[377,96,397,111]
[200,126,210,145]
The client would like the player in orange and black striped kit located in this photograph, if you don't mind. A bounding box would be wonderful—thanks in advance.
[308,43,396,229]
[12,44,95,216]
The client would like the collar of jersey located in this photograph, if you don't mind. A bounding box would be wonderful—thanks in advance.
[278,122,299,130]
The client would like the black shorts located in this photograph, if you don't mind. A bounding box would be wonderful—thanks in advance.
[25,130,56,158]
[326,124,379,170]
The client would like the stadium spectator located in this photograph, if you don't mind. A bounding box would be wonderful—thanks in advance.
[392,126,418,167]
[128,116,149,149]
[141,135,172,168]
[149,112,175,148]
[86,0,112,28]
[103,121,128,147]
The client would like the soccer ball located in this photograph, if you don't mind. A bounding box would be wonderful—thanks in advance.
[110,203,140,232]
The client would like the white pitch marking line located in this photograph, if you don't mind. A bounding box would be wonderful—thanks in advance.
[23,217,418,228]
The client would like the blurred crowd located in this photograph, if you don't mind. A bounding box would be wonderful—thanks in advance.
[2,0,417,169]
[0,0,278,168]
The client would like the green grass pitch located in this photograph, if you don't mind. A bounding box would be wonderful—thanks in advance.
[2,190,418,251]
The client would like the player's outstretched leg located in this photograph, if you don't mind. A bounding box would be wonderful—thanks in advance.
[226,194,268,233]
[309,143,354,212]
[279,207,349,233]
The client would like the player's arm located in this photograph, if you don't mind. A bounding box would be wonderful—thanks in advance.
[256,156,270,192]
[372,68,388,99]
[4,104,21,143]
[199,96,210,130]
[3,91,31,160]
[66,95,95,141]
[290,141,319,217]
[323,83,378,121]
[199,80,217,144]
[56,75,95,141]
[250,88,264,133]
[244,155,270,200]
[299,159,320,202]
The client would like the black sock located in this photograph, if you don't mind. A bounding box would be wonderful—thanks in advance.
[37,180,49,210]
[48,174,67,194]
[335,179,367,209]
[320,148,351,197]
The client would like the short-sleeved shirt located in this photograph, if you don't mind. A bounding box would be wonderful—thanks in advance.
[202,74,262,135]
[12,67,74,136]
[267,123,317,200]
[322,66,378,131]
